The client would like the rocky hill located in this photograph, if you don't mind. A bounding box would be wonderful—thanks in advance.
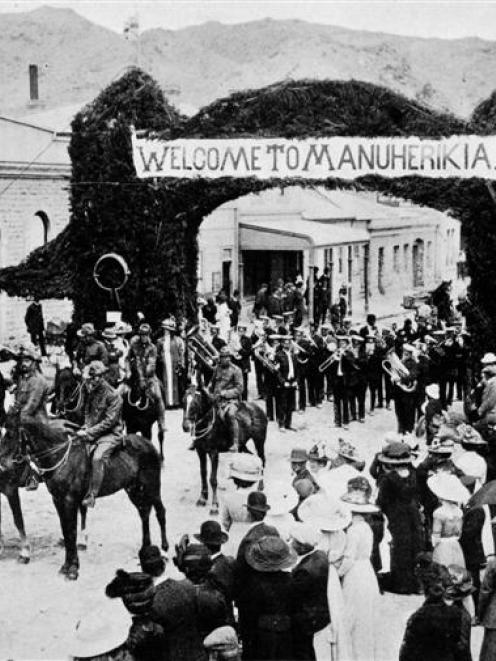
[2,5,496,119]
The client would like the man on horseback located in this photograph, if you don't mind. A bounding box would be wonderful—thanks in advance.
[77,360,124,508]
[2,346,50,490]
[74,323,108,373]
[208,346,243,452]
[126,323,167,435]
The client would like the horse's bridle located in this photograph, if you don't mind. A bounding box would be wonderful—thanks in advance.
[60,381,83,415]
[187,392,216,441]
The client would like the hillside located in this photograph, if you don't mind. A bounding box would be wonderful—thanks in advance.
[2,6,496,119]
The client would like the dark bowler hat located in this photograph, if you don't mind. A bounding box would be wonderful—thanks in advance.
[246,491,270,513]
[290,447,309,463]
[139,545,166,576]
[194,520,228,546]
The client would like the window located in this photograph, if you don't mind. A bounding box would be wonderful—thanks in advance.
[24,211,50,256]
[347,246,353,282]
[338,247,343,274]
[403,244,409,271]
[378,246,385,294]
[393,245,400,273]
[413,239,425,288]
[324,248,333,270]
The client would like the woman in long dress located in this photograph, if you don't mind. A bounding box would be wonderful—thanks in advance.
[216,294,232,342]
[427,473,469,568]
[156,318,185,409]
[339,479,381,661]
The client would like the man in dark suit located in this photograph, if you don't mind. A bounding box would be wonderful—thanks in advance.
[460,503,496,611]
[194,519,237,625]
[234,323,253,401]
[290,522,330,660]
[274,336,297,431]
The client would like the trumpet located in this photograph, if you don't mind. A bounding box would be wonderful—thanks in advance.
[382,349,416,393]
[188,334,219,373]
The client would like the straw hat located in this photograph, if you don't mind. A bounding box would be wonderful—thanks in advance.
[101,327,117,340]
[298,493,352,531]
[337,439,361,462]
[77,322,96,338]
[229,454,263,482]
[427,473,470,504]
[453,452,487,481]
[70,600,130,658]
[245,536,297,572]
[428,438,455,456]
[289,522,321,548]
[481,352,496,365]
[458,424,487,447]
[114,321,132,335]
[426,384,440,400]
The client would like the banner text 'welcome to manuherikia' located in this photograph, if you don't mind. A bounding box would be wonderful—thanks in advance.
[131,132,496,180]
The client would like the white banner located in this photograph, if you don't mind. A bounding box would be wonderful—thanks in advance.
[131,131,496,180]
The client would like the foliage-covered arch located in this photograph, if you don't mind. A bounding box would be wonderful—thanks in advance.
[0,70,495,352]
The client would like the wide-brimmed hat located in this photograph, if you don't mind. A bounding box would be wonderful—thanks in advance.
[203,626,239,657]
[245,535,297,572]
[341,476,379,513]
[161,318,176,331]
[298,493,352,531]
[426,384,440,399]
[481,352,496,365]
[194,520,228,546]
[246,491,270,514]
[229,454,262,482]
[337,439,361,462]
[427,473,470,504]
[378,441,412,465]
[114,321,132,335]
[70,599,131,658]
[308,443,329,462]
[289,522,321,548]
[290,447,308,463]
[458,424,487,447]
[77,322,96,338]
[83,360,108,378]
[454,452,487,481]
[429,438,455,456]
[102,327,117,340]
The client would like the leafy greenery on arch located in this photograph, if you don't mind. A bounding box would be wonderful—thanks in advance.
[0,69,495,352]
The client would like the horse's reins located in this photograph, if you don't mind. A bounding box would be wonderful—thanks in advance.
[22,428,74,476]
[189,403,216,441]
[61,381,83,415]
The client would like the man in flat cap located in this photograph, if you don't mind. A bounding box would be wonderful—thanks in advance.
[77,360,124,508]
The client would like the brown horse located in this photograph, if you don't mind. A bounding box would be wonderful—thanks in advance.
[182,387,267,515]
[2,413,167,580]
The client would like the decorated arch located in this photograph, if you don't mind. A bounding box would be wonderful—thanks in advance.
[0,69,495,352]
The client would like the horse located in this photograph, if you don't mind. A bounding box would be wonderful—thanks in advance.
[53,365,84,425]
[2,412,168,580]
[0,469,30,563]
[182,386,267,515]
[121,377,165,462]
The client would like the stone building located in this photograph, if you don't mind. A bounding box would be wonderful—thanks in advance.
[0,114,73,342]
[197,186,461,319]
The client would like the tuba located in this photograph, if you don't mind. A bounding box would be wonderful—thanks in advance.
[188,334,219,373]
[382,349,416,392]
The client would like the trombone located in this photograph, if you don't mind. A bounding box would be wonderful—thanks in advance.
[319,350,342,373]
[188,334,219,373]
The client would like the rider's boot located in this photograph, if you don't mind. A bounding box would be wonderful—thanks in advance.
[227,415,240,453]
[82,459,105,508]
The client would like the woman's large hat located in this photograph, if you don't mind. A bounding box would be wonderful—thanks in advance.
[308,443,329,463]
[114,321,132,335]
[337,438,361,462]
[77,322,96,338]
[298,493,352,531]
[378,441,412,465]
[444,565,475,601]
[341,476,379,513]
[70,599,131,658]
[245,535,297,572]
[229,454,263,482]
[428,438,455,456]
[458,424,487,447]
[427,473,470,504]
[101,327,117,340]
[454,452,487,481]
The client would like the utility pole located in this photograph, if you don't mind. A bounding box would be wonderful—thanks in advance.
[123,14,141,67]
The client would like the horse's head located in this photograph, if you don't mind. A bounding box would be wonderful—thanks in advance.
[182,385,211,432]
[55,367,81,414]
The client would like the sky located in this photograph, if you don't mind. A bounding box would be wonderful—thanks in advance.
[2,0,496,40]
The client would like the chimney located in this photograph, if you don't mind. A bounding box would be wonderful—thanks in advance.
[28,64,44,108]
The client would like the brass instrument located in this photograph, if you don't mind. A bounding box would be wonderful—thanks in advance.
[319,350,342,373]
[292,340,309,364]
[253,346,285,385]
[188,334,219,372]
[382,349,416,393]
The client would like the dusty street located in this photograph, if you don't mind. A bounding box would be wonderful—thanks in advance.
[0,396,484,660]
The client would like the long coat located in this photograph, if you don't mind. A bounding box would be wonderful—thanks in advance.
[377,468,424,594]
[237,570,294,661]
[156,334,184,407]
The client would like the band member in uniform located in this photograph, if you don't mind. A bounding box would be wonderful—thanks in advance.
[308,323,324,408]
[365,334,383,414]
[320,323,336,402]
[261,333,280,422]
[454,328,470,402]
[208,347,243,451]
[273,336,297,432]
[392,343,419,434]
[414,339,431,420]
[439,327,458,409]
[328,335,352,429]
[293,327,311,414]
[348,333,367,423]
[101,327,124,390]
[233,323,252,402]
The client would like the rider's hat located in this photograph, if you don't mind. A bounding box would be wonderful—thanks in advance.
[161,318,176,331]
[114,321,133,336]
[77,322,96,338]
[84,360,108,378]
[102,327,117,340]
